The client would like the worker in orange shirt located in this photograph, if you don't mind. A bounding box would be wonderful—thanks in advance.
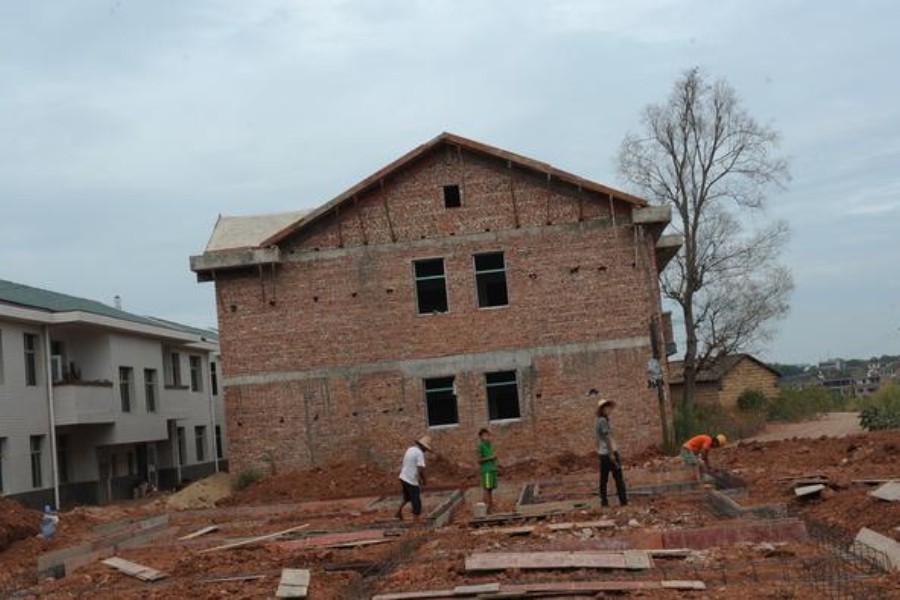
[681,433,727,472]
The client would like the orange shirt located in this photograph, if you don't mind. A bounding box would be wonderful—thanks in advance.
[683,434,713,453]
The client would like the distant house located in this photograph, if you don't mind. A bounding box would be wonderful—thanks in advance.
[0,279,226,509]
[668,354,781,408]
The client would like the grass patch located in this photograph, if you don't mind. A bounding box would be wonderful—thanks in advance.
[233,468,263,491]
[673,402,767,448]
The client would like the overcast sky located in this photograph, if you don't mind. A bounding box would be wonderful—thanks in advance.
[2,0,898,364]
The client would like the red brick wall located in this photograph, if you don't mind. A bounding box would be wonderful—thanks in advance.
[212,144,670,474]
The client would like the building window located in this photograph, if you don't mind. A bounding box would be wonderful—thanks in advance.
[168,351,182,387]
[210,362,219,396]
[424,376,458,427]
[195,426,207,462]
[414,258,448,314]
[474,252,509,308]
[0,437,6,492]
[443,184,462,208]
[56,435,70,484]
[144,369,157,412]
[215,425,224,460]
[30,435,44,488]
[50,340,65,383]
[0,329,5,384]
[189,356,203,392]
[485,370,521,421]
[119,366,133,412]
[24,333,38,386]
[177,427,186,466]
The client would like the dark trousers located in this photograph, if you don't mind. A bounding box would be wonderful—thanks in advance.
[400,480,422,515]
[599,455,628,506]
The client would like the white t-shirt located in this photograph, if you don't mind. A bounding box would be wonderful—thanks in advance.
[399,445,426,486]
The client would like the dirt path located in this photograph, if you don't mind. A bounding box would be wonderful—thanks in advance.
[744,412,864,443]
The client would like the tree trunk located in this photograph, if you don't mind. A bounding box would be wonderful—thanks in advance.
[682,298,698,417]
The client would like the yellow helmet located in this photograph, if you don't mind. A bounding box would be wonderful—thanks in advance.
[716,434,728,447]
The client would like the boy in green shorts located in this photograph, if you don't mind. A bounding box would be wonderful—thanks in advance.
[477,428,498,514]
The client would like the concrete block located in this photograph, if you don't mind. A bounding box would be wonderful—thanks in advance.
[37,543,92,578]
[852,527,900,572]
[276,568,310,598]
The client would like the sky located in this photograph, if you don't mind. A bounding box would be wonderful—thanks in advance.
[1,0,898,364]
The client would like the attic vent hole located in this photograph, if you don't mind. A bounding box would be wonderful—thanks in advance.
[443,185,462,208]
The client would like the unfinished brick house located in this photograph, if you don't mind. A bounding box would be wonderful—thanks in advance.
[190,133,681,474]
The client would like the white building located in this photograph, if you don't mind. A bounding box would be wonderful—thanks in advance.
[0,279,226,509]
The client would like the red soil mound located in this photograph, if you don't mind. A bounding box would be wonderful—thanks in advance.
[0,497,41,552]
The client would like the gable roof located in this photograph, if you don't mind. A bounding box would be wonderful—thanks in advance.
[0,278,218,341]
[204,210,310,253]
[668,354,781,385]
[260,132,648,247]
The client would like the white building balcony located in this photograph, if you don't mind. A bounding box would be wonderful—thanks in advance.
[53,381,117,425]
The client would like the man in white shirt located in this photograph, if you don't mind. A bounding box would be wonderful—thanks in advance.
[395,435,433,520]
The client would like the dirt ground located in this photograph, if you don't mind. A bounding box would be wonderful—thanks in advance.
[746,412,865,442]
[1,424,898,599]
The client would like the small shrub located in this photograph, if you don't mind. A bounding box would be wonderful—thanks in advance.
[858,383,900,431]
[767,387,845,422]
[736,389,768,412]
[234,468,263,491]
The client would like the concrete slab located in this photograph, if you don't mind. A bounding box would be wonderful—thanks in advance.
[276,568,310,598]
[870,481,900,502]
[465,551,652,572]
[852,527,900,572]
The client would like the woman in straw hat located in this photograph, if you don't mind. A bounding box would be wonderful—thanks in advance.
[590,390,628,507]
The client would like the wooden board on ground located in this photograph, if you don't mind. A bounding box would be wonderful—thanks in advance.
[200,574,266,583]
[794,484,825,498]
[465,551,653,572]
[547,519,616,531]
[870,481,900,502]
[179,525,219,540]
[199,524,309,554]
[101,557,166,582]
[516,498,597,516]
[853,477,900,485]
[276,568,310,598]
[775,473,826,482]
[471,525,535,536]
[372,580,705,599]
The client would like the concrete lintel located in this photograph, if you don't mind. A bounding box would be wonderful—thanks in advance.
[224,335,650,388]
[190,247,281,275]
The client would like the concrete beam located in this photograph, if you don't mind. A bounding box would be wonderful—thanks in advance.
[633,206,672,226]
[190,247,281,278]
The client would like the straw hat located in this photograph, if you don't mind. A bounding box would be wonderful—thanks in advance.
[597,399,616,410]
[417,435,434,451]
[716,434,727,446]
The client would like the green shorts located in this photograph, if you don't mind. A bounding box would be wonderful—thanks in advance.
[680,448,700,466]
[481,471,498,490]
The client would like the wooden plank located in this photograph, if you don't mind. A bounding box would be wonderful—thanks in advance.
[516,498,597,516]
[502,580,705,593]
[372,591,454,600]
[101,557,166,582]
[198,524,309,554]
[794,484,825,497]
[471,526,535,537]
[775,473,827,481]
[853,477,900,485]
[276,568,310,598]
[324,538,395,549]
[465,551,652,572]
[200,574,266,583]
[547,520,616,531]
[661,580,707,590]
[179,525,219,541]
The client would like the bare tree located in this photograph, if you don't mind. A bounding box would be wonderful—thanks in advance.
[618,67,792,415]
